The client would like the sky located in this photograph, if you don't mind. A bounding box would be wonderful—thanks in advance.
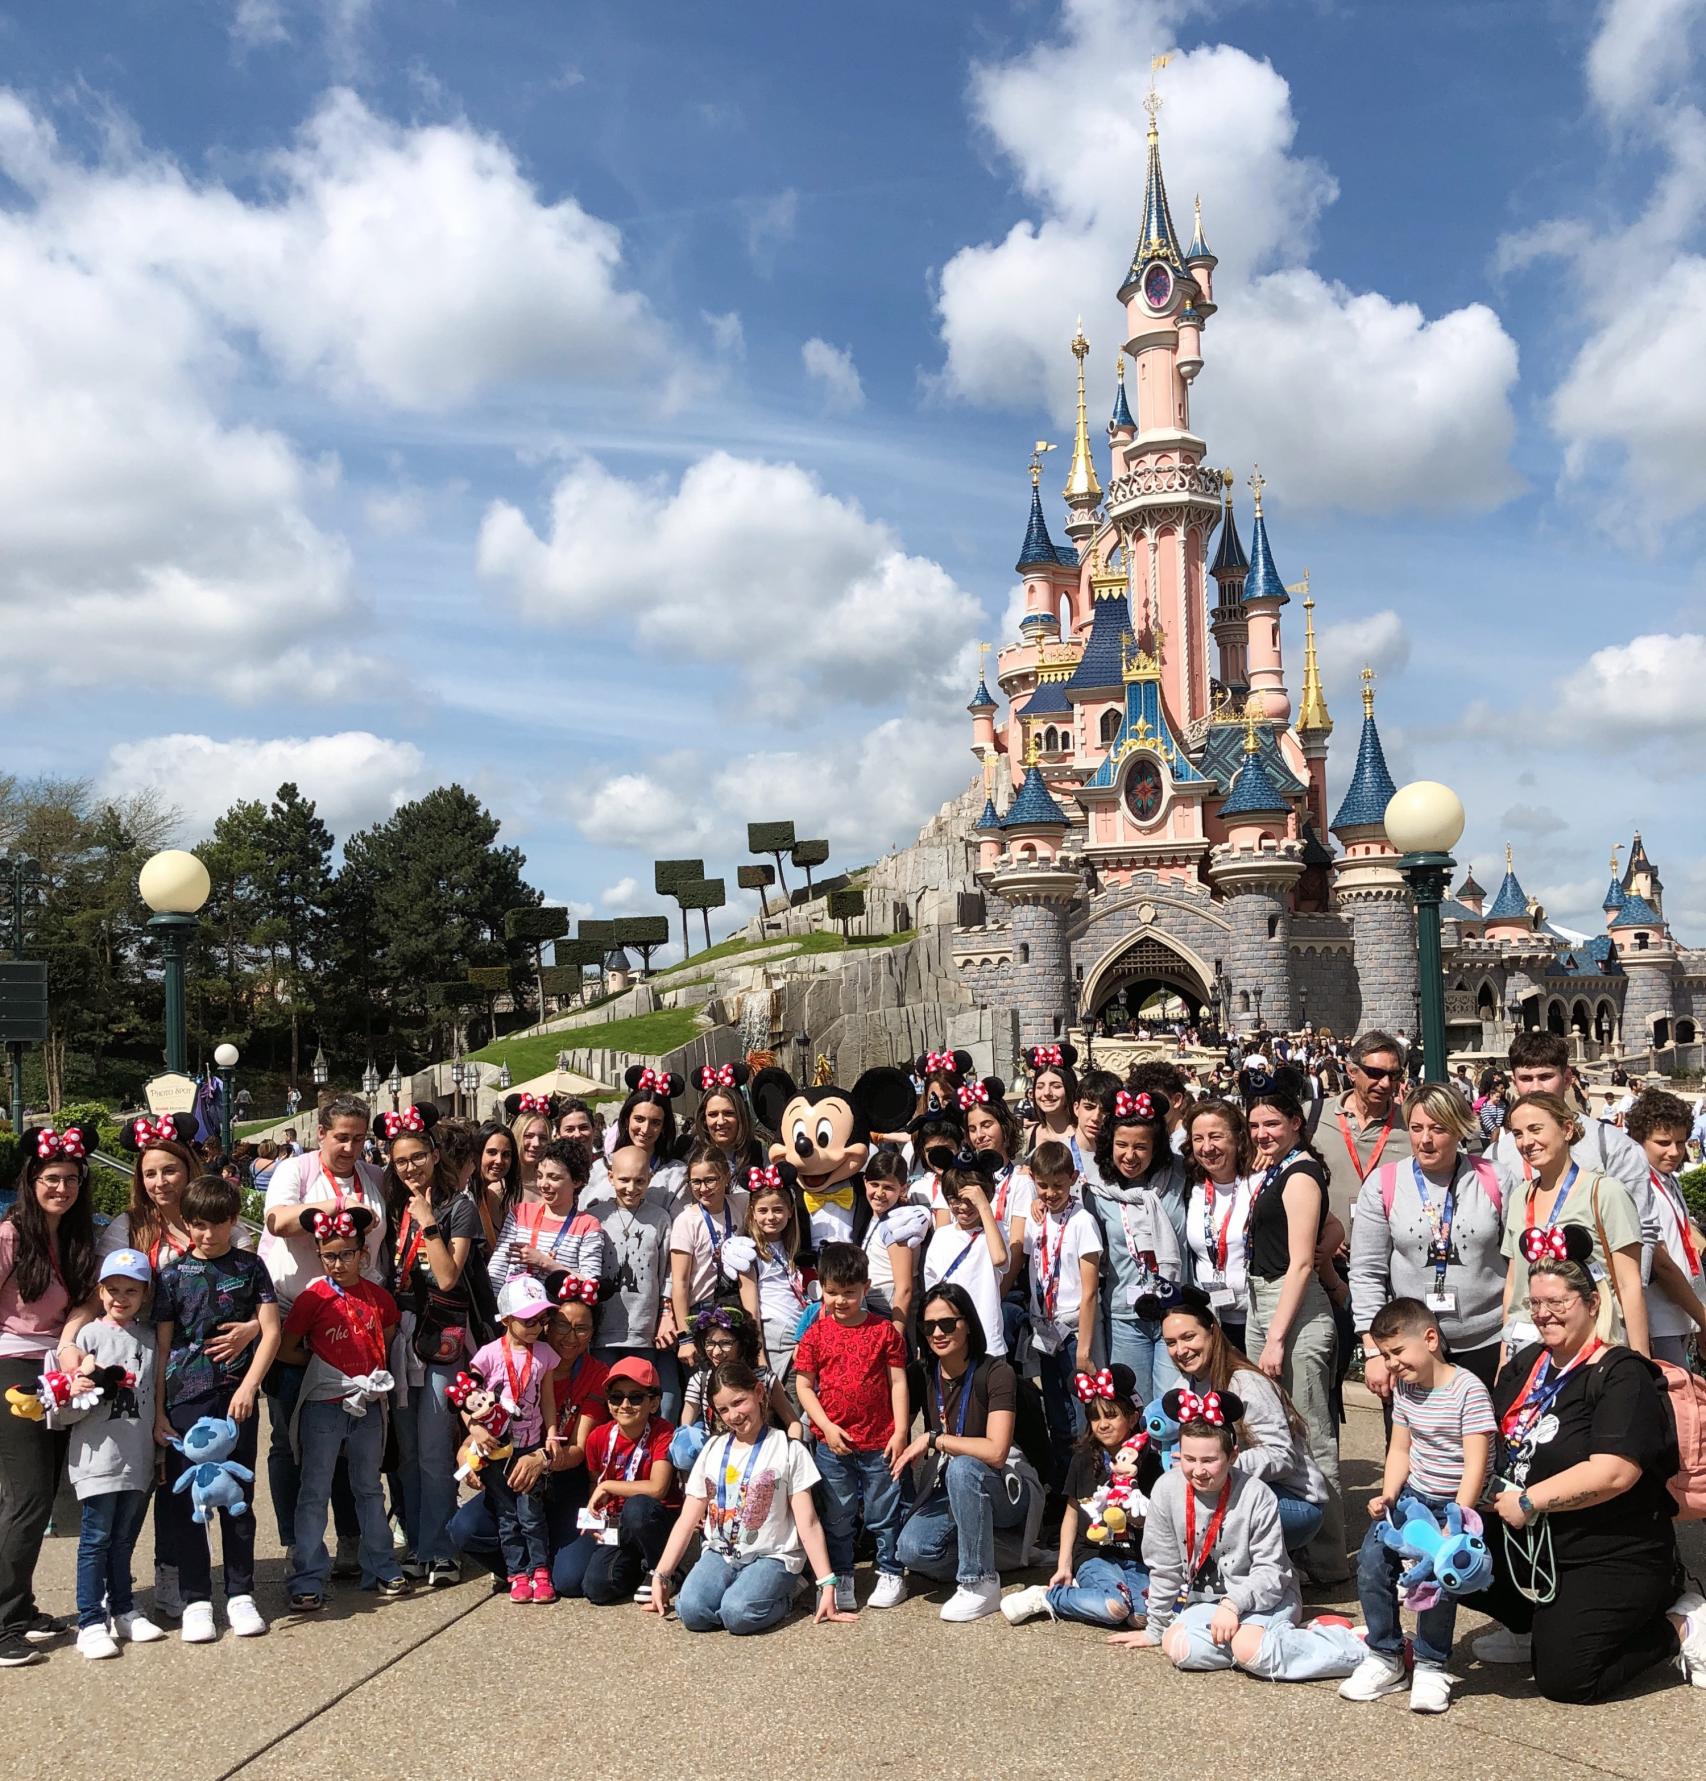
[3,0,1705,958]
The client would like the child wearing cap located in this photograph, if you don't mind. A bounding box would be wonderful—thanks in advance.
[562,1356,677,1605]
[49,1249,163,1659]
[465,1275,562,1603]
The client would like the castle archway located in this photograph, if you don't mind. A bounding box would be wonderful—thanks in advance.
[1081,931,1215,1030]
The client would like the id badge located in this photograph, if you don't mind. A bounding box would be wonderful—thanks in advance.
[1208,1286,1237,1311]
[1426,1290,1457,1314]
[576,1507,608,1536]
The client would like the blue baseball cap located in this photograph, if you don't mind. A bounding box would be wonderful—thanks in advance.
[99,1248,152,1285]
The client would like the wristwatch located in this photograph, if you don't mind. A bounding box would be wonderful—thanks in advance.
[927,1430,939,1453]
[816,1573,838,1589]
[421,1223,441,1239]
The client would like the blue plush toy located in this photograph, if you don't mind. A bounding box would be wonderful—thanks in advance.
[1140,1393,1182,1471]
[171,1415,254,1525]
[1377,1498,1492,1610]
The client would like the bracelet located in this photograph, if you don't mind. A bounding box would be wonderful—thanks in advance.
[1518,1490,1537,1519]
[816,1573,837,1589]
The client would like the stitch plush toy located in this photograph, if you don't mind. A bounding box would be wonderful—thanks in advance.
[1084,1435,1152,1544]
[170,1416,254,1524]
[1142,1392,1183,1471]
[1377,1499,1492,1610]
[448,1371,514,1488]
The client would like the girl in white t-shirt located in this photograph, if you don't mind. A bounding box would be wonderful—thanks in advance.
[726,1173,811,1378]
[1183,1100,1258,1352]
[862,1149,931,1336]
[1023,1140,1105,1487]
[922,1165,1010,1358]
[668,1145,749,1373]
[647,1361,852,1633]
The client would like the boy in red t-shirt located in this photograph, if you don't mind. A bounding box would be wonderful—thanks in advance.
[278,1207,405,1609]
[793,1241,910,1612]
[561,1356,677,1606]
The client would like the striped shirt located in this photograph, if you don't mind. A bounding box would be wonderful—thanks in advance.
[1393,1367,1496,1497]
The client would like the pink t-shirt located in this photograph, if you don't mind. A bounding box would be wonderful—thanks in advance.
[468,1335,554,1448]
[0,1222,71,1358]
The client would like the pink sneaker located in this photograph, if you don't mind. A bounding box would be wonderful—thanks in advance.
[530,1569,557,1604]
[508,1574,531,1603]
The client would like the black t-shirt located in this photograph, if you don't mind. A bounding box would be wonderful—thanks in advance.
[1247,1157,1328,1282]
[1066,1440,1163,1569]
[394,1192,490,1329]
[924,1356,1016,1440]
[1494,1343,1678,1563]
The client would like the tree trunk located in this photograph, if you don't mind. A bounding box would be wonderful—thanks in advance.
[771,851,791,904]
[803,862,815,899]
[290,1006,300,1092]
[677,903,690,959]
[700,908,712,949]
[533,941,546,1027]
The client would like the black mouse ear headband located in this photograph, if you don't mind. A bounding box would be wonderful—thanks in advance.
[1164,1386,1245,1428]
[1025,1043,1077,1072]
[309,1205,376,1242]
[1520,1223,1594,1268]
[505,1091,558,1120]
[625,1066,683,1099]
[956,1076,1007,1113]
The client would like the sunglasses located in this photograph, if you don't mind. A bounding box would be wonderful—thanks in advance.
[605,1389,653,1406]
[1355,1064,1398,1081]
[921,1316,962,1336]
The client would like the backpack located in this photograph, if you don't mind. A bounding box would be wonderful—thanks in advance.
[1378,1156,1503,1220]
[1655,1360,1706,1522]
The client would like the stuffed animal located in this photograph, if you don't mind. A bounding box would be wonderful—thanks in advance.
[88,1364,141,1420]
[1141,1392,1183,1471]
[5,1385,44,1422]
[1378,1499,1492,1610]
[447,1371,514,1488]
[12,1368,101,1420]
[170,1417,254,1524]
[1083,1435,1151,1543]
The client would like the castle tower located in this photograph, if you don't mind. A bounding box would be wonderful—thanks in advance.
[1455,866,1486,917]
[1017,465,1070,642]
[1208,708,1304,1031]
[1293,584,1332,839]
[974,754,1004,874]
[1064,551,1136,756]
[967,647,998,763]
[1483,844,1535,943]
[991,749,1079,1045]
[1108,356,1136,446]
[1622,831,1664,919]
[1329,668,1416,1038]
[1610,855,1677,1046]
[1241,468,1292,723]
[1208,470,1250,696]
[1184,195,1217,317]
[1062,322,1102,550]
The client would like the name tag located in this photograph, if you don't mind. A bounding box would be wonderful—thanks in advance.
[1425,1290,1457,1314]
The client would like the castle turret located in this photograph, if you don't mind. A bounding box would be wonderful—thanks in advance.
[1614,878,1678,1047]
[1062,322,1102,548]
[1185,194,1217,315]
[1109,356,1135,444]
[1241,467,1291,722]
[1622,831,1663,919]
[1294,585,1332,839]
[1455,866,1486,917]
[1602,845,1628,927]
[992,743,1080,1044]
[1209,469,1250,696]
[1483,843,1535,942]
[967,655,998,763]
[1017,465,1066,641]
[974,759,1004,874]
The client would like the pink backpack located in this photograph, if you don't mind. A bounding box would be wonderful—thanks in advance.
[1377,1156,1502,1220]
[1656,1360,1706,1521]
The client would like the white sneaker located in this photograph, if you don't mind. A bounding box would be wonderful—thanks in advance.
[940,1577,1003,1623]
[1339,1649,1408,1701]
[153,1563,183,1620]
[112,1612,166,1644]
[868,1572,907,1610]
[1410,1665,1456,1712]
[1673,1602,1706,1688]
[833,1578,857,1614]
[1471,1625,1531,1665]
[76,1624,119,1660]
[180,1602,216,1644]
[1000,1582,1055,1626]
[226,1595,267,1638]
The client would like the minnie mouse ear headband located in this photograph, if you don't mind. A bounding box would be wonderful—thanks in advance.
[690,1304,751,1341]
[380,1105,440,1141]
[915,1049,973,1081]
[26,1124,100,1163]
[956,1076,1007,1112]
[695,1062,749,1094]
[1134,1282,1210,1324]
[1109,1088,1158,1121]
[1025,1043,1078,1072]
[308,1205,377,1243]
[909,1106,966,1142]
[1520,1223,1595,1268]
[1162,1386,1246,1428]
[542,1269,601,1308]
[505,1091,560,1121]
[624,1066,684,1100]
[1074,1362,1139,1404]
[119,1113,198,1153]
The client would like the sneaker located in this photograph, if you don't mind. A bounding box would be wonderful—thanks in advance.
[76,1624,119,1660]
[1409,1665,1456,1713]
[868,1572,907,1611]
[331,1536,361,1580]
[1339,1649,1408,1701]
[0,1633,45,1668]
[153,1564,184,1620]
[112,1612,166,1644]
[180,1602,217,1644]
[940,1577,1003,1623]
[371,1575,410,1599]
[508,1574,531,1603]
[1471,1625,1531,1665]
[226,1595,267,1638]
[21,1611,66,1645]
[632,1572,655,1605]
[531,1569,557,1605]
[390,1514,409,1550]
[834,1578,857,1614]
[400,1559,430,1583]
[428,1560,459,1590]
[1000,1583,1055,1627]
[1673,1599,1706,1688]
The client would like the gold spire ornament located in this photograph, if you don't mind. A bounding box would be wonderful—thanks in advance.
[1297,592,1332,738]
[1242,701,1262,756]
[1360,664,1376,718]
[1610,842,1622,879]
[1063,322,1101,506]
[1248,465,1267,517]
[1505,842,1514,874]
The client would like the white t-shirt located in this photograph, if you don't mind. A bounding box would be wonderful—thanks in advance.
[258,1151,387,1312]
[1185,1174,1258,1319]
[668,1193,750,1307]
[862,1204,932,1314]
[927,1163,1035,1233]
[724,1234,809,1350]
[1022,1203,1104,1351]
[1647,1170,1704,1340]
[922,1225,1007,1356]
[685,1426,820,1572]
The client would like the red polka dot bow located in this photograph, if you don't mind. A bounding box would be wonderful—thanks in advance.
[33,1128,86,1160]
[634,1069,664,1095]
[698,1064,736,1091]
[924,1050,957,1075]
[132,1116,179,1147]
[1031,1045,1064,1069]
[1113,1090,1155,1121]
[555,1275,599,1306]
[748,1164,784,1193]
[382,1107,425,1139]
[1075,1368,1118,1403]
[515,1093,552,1115]
[1173,1390,1226,1426]
[446,1371,479,1409]
[311,1208,358,1240]
[1520,1226,1570,1264]
[957,1081,991,1110]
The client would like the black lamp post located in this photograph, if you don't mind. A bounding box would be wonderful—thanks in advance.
[1385,781,1466,1085]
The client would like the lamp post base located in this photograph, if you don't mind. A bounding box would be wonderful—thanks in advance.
[1401,850,1455,1083]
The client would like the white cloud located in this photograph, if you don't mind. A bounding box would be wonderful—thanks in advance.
[100,731,425,836]
[477,451,984,711]
[742,189,798,271]
[801,337,865,411]
[600,876,645,911]
[569,770,708,851]
[364,483,426,536]
[1556,632,1706,735]
[704,310,746,360]
[1316,608,1410,698]
[1587,0,1704,116]
[231,0,288,49]
[931,4,1521,515]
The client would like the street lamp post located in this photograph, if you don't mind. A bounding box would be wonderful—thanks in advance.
[1385,781,1466,1085]
[311,1043,329,1117]
[139,851,212,1077]
[4,853,44,1130]
[361,1060,380,1101]
[214,1043,239,1156]
[387,1059,402,1114]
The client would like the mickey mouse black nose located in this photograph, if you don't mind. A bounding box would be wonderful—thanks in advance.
[794,1132,815,1159]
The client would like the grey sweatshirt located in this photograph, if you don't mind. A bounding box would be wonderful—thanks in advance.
[1142,1466,1299,1636]
[1348,1159,1508,1349]
[1185,1367,1326,1502]
[48,1319,156,1500]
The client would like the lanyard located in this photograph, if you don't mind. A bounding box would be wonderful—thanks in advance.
[1242,1148,1302,1269]
[327,1280,386,1373]
[1653,1169,1701,1276]
[1500,1340,1602,1448]
[1336,1111,1392,1184]
[1523,1164,1581,1233]
[711,1429,769,1547]
[1200,1178,1237,1274]
[502,1335,536,1409]
[149,1227,193,1272]
[1069,1135,1084,1174]
[1035,1210,1068,1320]
[761,1240,807,1307]
[700,1203,733,1264]
[1180,1478,1233,1608]
[943,1236,979,1280]
[320,1161,357,1210]
[522,1202,575,1259]
[1115,1200,1160,1286]
[991,1163,1013,1224]
[396,1209,425,1278]
[1412,1160,1460,1293]
[603,1418,652,1482]
[555,1354,587,1434]
[934,1363,973,1438]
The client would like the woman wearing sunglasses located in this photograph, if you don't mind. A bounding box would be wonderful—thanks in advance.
[893,1283,1034,1623]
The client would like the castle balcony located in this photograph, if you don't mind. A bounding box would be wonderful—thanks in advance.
[1104,458,1224,525]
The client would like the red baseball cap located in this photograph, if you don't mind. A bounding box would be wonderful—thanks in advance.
[605,1356,660,1391]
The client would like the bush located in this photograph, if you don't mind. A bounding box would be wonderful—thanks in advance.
[1681,1165,1706,1225]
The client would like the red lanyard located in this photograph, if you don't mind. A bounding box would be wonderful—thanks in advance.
[330,1282,386,1373]
[1201,1179,1236,1272]
[321,1161,356,1209]
[1653,1169,1701,1276]
[396,1210,424,1277]
[762,1241,807,1307]
[1336,1111,1391,1184]
[1036,1210,1067,1319]
[1500,1339,1602,1445]
[1181,1477,1232,1602]
[149,1228,193,1272]
[502,1335,535,1408]
[991,1165,1013,1224]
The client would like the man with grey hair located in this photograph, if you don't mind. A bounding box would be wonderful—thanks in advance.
[1313,1030,1412,1223]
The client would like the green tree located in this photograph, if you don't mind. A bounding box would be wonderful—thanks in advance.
[826,886,865,941]
[791,838,829,901]
[677,877,727,951]
[194,799,271,1046]
[747,822,795,903]
[737,862,775,916]
[262,782,333,1088]
[505,906,570,1025]
[653,860,702,960]
[610,915,669,976]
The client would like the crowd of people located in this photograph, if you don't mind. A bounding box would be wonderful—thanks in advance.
[0,1028,1703,1714]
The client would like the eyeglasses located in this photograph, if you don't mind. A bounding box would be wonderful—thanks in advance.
[921,1316,962,1336]
[605,1389,651,1406]
[319,1248,360,1264]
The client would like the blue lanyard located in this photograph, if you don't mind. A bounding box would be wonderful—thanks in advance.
[1242,1147,1303,1269]
[1539,1164,1580,1231]
[1412,1161,1459,1291]
[713,1429,769,1542]
[943,1236,978,1279]
[700,1203,733,1259]
[934,1363,972,1437]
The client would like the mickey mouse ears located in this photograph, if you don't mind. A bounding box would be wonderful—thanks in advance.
[505,1092,559,1121]
[916,1048,974,1080]
[1520,1222,1595,1268]
[624,1066,684,1100]
[695,1062,749,1093]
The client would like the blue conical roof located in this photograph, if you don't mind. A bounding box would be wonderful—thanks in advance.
[1211,499,1248,576]
[1122,123,1187,293]
[1186,201,1214,263]
[1243,509,1288,605]
[967,678,996,713]
[1002,764,1068,830]
[1064,590,1133,696]
[1110,374,1134,433]
[1219,746,1290,820]
[1486,866,1530,922]
[974,797,1002,833]
[1016,482,1061,571]
[1601,877,1627,912]
[1329,712,1397,832]
[1610,893,1662,929]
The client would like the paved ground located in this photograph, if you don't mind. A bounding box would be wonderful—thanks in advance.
[10,1390,1703,1779]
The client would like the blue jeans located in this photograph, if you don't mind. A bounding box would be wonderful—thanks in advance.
[392,1363,460,1567]
[288,1399,399,1594]
[1035,1336,1084,1489]
[1046,1552,1149,1627]
[75,1490,150,1628]
[1167,1601,1363,1680]
[483,1444,549,1576]
[264,1360,357,1551]
[814,1444,907,1576]
[676,1550,797,1635]
[1357,1485,1458,1667]
[450,1470,588,1583]
[1274,1487,1325,1556]
[1104,1315,1180,1406]
[564,1494,672,1603]
[595,1345,682,1423]
[896,1454,1028,1587]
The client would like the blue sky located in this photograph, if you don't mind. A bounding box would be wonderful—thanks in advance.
[2,0,1703,956]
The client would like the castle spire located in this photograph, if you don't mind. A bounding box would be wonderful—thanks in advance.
[1120,73,1187,295]
[1062,321,1101,533]
[1296,590,1332,738]
[1329,665,1397,834]
[1109,354,1135,436]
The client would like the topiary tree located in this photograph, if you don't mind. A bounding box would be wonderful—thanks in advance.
[737,862,776,916]
[505,905,570,1023]
[611,915,669,977]
[676,876,727,952]
[538,962,582,1004]
[654,859,705,960]
[791,837,829,901]
[466,963,510,1048]
[747,822,795,904]
[826,886,865,941]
